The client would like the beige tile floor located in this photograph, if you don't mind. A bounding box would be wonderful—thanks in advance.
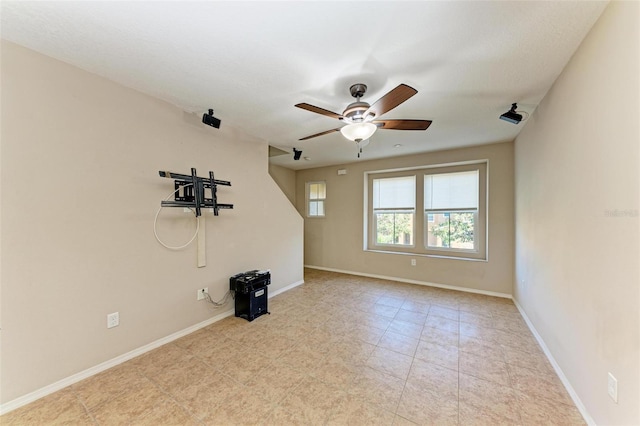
[2,269,585,425]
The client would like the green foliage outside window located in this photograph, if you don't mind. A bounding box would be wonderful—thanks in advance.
[429,212,474,248]
[376,212,413,245]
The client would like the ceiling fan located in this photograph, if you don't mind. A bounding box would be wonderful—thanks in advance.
[295,83,432,147]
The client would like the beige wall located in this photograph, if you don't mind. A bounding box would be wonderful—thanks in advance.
[269,163,296,205]
[296,142,514,295]
[514,2,639,424]
[0,41,303,404]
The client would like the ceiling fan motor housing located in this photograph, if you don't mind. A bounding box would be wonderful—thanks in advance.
[343,84,371,122]
[343,101,370,122]
[349,83,367,98]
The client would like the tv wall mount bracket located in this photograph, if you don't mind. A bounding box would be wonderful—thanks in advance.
[158,167,233,217]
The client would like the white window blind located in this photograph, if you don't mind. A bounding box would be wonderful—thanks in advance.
[309,182,326,200]
[373,176,415,209]
[424,170,478,210]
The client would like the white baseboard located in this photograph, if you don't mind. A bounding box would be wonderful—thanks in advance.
[512,299,595,426]
[305,265,592,424]
[6,274,589,426]
[304,265,512,299]
[270,279,304,297]
[0,278,303,416]
[0,308,234,415]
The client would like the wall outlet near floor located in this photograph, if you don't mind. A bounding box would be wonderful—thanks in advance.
[197,287,209,301]
[411,259,416,266]
[107,312,119,329]
[607,372,618,403]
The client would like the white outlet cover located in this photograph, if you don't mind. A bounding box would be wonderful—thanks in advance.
[197,287,208,300]
[107,312,119,329]
[607,372,618,403]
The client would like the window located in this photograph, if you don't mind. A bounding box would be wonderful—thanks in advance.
[372,176,415,246]
[307,181,326,217]
[425,170,479,251]
[366,162,487,260]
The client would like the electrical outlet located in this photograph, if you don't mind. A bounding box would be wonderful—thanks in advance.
[197,287,209,301]
[411,259,416,266]
[107,312,119,329]
[608,372,618,403]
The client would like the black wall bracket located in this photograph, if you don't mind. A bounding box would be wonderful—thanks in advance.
[158,167,233,217]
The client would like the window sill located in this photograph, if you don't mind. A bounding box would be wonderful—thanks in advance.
[364,249,487,262]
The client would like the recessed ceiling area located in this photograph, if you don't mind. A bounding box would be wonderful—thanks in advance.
[1,1,608,170]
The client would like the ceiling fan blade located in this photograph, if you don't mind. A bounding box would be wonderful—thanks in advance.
[365,84,418,119]
[373,119,432,130]
[295,103,343,120]
[299,128,341,141]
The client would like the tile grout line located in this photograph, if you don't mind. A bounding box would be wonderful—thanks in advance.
[3,270,584,425]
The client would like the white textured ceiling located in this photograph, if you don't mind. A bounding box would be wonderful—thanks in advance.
[1,1,607,170]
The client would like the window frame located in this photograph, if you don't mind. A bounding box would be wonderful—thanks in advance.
[424,169,480,254]
[306,181,326,218]
[371,174,416,248]
[365,161,487,261]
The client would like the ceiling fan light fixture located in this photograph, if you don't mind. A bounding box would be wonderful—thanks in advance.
[340,122,377,142]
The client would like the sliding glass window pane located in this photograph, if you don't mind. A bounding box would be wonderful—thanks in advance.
[375,212,414,246]
[309,201,318,216]
[427,212,475,249]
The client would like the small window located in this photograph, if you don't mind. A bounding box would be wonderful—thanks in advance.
[372,176,415,246]
[425,170,479,251]
[307,181,326,217]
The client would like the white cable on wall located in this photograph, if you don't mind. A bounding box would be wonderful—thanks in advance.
[153,184,200,250]
[204,290,233,308]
